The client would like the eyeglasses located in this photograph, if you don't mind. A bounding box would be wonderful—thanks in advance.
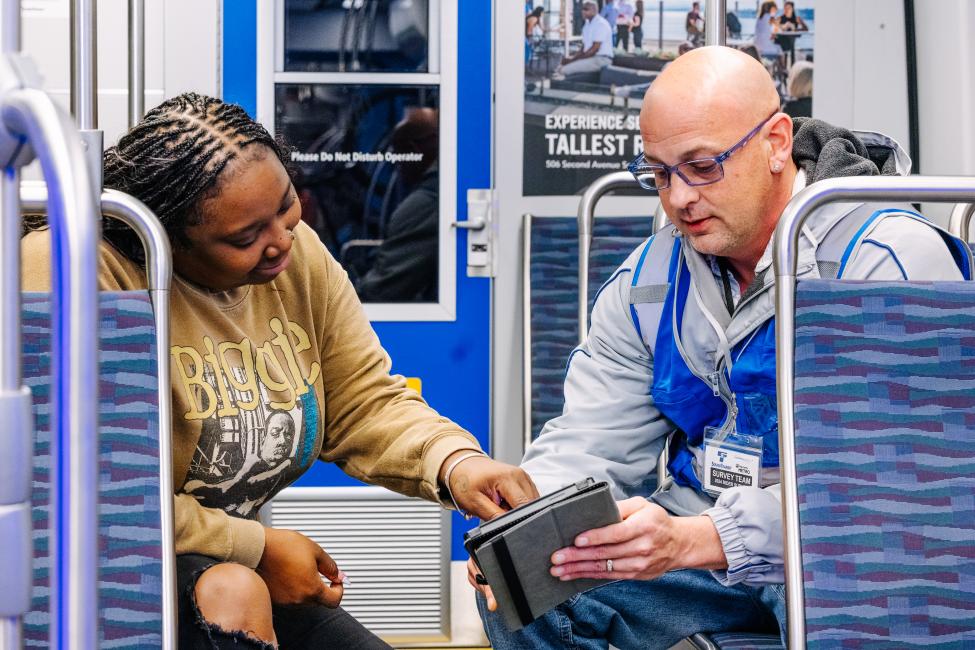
[627,111,778,191]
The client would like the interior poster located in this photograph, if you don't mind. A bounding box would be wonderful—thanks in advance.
[522,0,816,196]
[523,0,646,196]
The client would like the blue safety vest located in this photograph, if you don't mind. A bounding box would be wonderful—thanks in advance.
[629,205,973,491]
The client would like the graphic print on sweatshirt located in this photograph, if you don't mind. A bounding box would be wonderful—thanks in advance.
[173,317,321,518]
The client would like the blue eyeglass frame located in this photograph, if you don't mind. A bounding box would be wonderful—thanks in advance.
[627,111,779,191]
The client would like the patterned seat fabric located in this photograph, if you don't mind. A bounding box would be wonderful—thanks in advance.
[528,216,650,440]
[22,293,163,648]
[794,280,975,647]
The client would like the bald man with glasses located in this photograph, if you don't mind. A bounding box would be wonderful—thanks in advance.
[475,46,970,649]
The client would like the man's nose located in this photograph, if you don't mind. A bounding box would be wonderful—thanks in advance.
[665,171,699,210]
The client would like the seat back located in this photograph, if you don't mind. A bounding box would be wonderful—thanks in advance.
[23,292,163,648]
[793,279,975,646]
[526,215,650,440]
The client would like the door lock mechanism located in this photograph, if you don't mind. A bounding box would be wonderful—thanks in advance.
[456,189,494,277]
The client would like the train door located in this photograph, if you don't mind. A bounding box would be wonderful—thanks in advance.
[226,0,492,644]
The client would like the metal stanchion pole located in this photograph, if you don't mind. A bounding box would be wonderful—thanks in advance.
[70,0,102,193]
[0,5,100,650]
[127,0,144,127]
[70,0,96,129]
[2,87,101,650]
[705,0,726,45]
[657,1,663,51]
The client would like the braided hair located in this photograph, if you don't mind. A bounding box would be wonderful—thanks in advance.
[101,92,293,263]
[59,92,291,264]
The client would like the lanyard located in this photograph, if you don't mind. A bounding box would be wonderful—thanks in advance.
[716,257,736,315]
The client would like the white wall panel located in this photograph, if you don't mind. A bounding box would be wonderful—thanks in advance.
[815,0,909,155]
[21,0,218,153]
[916,0,975,176]
[915,0,975,225]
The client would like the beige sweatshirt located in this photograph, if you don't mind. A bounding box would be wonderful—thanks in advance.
[22,222,481,568]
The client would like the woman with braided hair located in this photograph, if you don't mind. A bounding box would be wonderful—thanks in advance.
[21,92,538,649]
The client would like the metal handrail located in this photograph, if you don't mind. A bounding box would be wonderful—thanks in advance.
[0,172,29,650]
[574,175,667,482]
[576,171,642,344]
[704,0,727,46]
[69,0,102,196]
[522,213,533,454]
[773,175,975,650]
[947,202,975,242]
[1,89,100,650]
[70,0,96,130]
[20,183,175,650]
[83,194,173,650]
[1,9,31,650]
[128,0,145,127]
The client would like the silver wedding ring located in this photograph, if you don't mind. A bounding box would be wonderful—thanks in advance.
[605,558,613,573]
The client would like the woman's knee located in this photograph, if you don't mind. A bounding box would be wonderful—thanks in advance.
[194,563,277,645]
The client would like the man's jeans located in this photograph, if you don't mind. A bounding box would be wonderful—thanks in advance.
[477,569,786,650]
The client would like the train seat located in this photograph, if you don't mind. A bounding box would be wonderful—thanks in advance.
[524,214,651,441]
[22,292,164,648]
[791,279,975,645]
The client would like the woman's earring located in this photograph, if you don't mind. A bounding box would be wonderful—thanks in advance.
[772,162,783,173]
[289,230,296,240]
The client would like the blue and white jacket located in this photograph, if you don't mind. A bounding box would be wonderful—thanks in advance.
[521,124,971,586]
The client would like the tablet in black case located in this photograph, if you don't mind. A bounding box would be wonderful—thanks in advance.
[464,478,621,631]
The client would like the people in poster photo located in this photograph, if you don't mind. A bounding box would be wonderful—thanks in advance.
[522,0,815,196]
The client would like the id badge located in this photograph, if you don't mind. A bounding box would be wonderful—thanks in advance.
[702,426,763,496]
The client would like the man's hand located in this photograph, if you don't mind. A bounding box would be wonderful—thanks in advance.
[440,452,540,520]
[548,497,727,581]
[257,527,347,607]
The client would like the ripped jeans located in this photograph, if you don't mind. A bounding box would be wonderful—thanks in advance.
[178,554,392,649]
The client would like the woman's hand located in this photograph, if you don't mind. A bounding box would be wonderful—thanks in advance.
[441,453,540,520]
[467,557,497,612]
[449,454,537,612]
[257,527,347,608]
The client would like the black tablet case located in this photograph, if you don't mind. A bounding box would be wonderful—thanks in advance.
[464,478,620,631]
